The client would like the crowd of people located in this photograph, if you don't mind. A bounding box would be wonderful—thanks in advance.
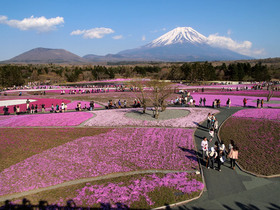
[201,136,239,172]
[202,112,239,172]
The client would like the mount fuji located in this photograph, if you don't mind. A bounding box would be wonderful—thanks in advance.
[114,27,252,62]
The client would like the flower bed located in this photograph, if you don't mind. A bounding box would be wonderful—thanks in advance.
[0,112,93,127]
[0,127,198,195]
[0,98,71,114]
[219,117,280,176]
[0,128,111,172]
[84,108,219,128]
[66,172,203,208]
[8,172,203,209]
[197,90,280,97]
[232,108,280,121]
[191,93,280,107]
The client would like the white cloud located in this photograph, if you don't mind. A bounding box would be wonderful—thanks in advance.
[0,15,64,32]
[207,33,264,57]
[70,27,114,39]
[142,35,146,41]
[112,35,123,40]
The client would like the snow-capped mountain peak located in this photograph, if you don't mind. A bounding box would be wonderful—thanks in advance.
[146,27,207,48]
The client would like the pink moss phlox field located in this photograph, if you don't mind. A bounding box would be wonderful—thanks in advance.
[0,98,71,114]
[193,90,280,97]
[84,108,219,127]
[63,172,204,207]
[171,83,260,90]
[0,112,93,127]
[66,101,102,110]
[77,78,132,83]
[232,108,280,121]
[0,128,198,195]
[191,93,280,107]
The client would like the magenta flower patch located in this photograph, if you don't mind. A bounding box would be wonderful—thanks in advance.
[0,128,198,195]
[191,93,280,107]
[0,112,93,127]
[0,98,71,114]
[232,108,280,121]
[61,172,204,207]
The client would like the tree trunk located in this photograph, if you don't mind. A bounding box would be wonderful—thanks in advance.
[154,107,159,119]
[267,90,273,102]
[143,105,146,114]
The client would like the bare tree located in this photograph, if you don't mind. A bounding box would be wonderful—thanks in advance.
[267,84,275,102]
[148,80,174,119]
[130,81,148,113]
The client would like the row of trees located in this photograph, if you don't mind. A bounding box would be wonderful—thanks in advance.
[0,61,275,87]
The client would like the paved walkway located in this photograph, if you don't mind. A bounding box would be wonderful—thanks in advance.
[173,107,280,210]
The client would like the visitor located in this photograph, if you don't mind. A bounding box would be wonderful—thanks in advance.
[226,98,231,108]
[77,102,81,111]
[207,113,211,128]
[16,105,20,114]
[65,104,67,112]
[219,140,226,163]
[203,97,206,106]
[31,104,35,114]
[189,98,193,106]
[201,137,209,163]
[13,105,16,113]
[118,99,121,108]
[214,119,218,134]
[35,104,38,113]
[124,100,127,108]
[51,104,54,112]
[243,98,247,107]
[209,128,214,142]
[257,99,260,108]
[261,99,264,108]
[61,102,65,113]
[41,104,45,112]
[215,141,222,171]
[199,98,202,107]
[211,114,216,127]
[217,99,221,108]
[207,147,217,169]
[3,106,9,115]
[90,101,94,111]
[56,104,59,113]
[228,145,239,170]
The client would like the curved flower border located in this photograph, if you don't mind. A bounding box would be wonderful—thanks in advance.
[84,107,219,128]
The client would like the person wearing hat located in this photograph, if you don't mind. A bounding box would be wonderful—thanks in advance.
[207,147,217,169]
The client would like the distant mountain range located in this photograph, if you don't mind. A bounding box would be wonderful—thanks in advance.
[2,27,253,64]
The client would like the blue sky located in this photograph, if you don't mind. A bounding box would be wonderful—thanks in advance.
[0,0,280,61]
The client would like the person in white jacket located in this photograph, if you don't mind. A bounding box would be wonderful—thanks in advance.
[201,137,208,162]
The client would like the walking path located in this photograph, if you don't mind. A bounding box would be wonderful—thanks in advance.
[173,107,280,210]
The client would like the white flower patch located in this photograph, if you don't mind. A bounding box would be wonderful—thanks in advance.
[0,99,36,107]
